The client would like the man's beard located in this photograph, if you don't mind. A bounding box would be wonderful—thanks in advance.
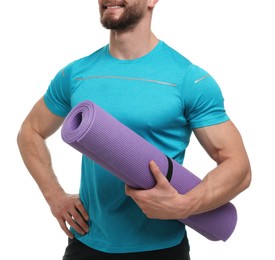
[99,1,146,31]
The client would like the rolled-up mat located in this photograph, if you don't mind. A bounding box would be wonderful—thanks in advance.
[61,100,237,241]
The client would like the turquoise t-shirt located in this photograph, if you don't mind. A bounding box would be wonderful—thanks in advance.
[44,41,229,253]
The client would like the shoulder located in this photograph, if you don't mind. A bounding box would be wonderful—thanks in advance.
[61,45,107,76]
[160,41,192,71]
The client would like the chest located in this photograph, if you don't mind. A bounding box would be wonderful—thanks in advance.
[70,75,187,134]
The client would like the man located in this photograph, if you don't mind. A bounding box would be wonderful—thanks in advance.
[17,0,251,259]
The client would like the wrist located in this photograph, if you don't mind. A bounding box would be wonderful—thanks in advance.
[178,192,202,218]
[43,185,65,205]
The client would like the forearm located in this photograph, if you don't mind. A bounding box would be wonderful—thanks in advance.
[181,157,251,217]
[180,121,252,217]
[17,124,64,203]
[17,99,90,238]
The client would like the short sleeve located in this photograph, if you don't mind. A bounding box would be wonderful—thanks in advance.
[44,67,71,117]
[182,65,230,129]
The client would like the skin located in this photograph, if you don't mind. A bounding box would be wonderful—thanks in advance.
[126,122,251,219]
[17,0,251,239]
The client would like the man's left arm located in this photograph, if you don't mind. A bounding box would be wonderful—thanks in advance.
[183,120,251,215]
[125,120,251,219]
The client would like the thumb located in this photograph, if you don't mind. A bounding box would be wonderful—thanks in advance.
[149,160,167,184]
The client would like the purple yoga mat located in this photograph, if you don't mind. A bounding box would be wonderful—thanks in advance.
[61,100,237,241]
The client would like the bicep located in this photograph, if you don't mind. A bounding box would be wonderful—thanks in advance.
[21,96,65,139]
[193,120,248,164]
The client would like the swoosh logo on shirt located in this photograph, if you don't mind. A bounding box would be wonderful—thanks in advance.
[194,74,210,84]
[75,75,177,87]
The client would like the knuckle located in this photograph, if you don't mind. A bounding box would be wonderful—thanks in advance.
[145,212,153,219]
[73,215,83,224]
[74,199,82,207]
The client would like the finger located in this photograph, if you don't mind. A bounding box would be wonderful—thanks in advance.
[125,185,145,204]
[57,214,75,239]
[125,184,135,197]
[74,199,89,221]
[66,220,86,237]
[149,160,167,183]
[69,208,89,233]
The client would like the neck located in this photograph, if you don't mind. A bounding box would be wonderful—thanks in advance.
[108,18,159,60]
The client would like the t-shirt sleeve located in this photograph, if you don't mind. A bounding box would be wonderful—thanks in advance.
[183,64,230,129]
[44,67,71,117]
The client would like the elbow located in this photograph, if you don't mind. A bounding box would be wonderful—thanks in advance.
[240,163,252,192]
[17,126,28,156]
[17,127,23,149]
[17,123,30,151]
[245,168,252,189]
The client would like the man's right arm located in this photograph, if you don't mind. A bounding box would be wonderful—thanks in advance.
[17,97,89,238]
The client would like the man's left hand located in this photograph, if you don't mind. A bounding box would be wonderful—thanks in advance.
[125,160,185,220]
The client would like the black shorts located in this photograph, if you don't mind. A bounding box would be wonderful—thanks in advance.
[63,235,190,260]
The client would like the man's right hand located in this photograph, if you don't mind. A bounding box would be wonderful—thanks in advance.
[48,192,89,239]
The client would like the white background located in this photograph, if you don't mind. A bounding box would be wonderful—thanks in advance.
[1,0,274,259]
